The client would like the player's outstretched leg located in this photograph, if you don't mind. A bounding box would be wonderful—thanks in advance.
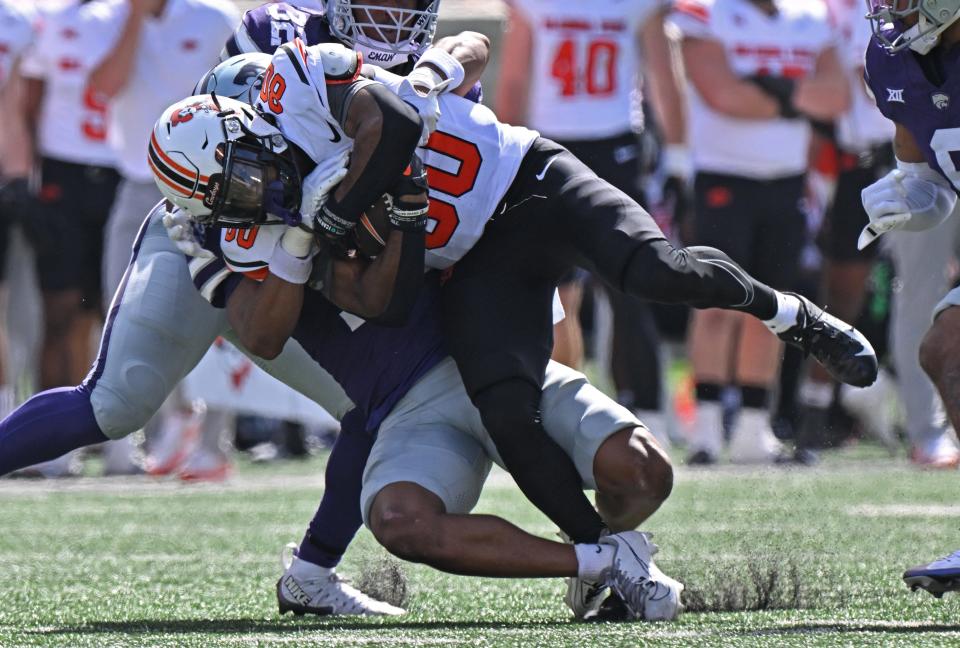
[904,550,960,597]
[0,387,108,475]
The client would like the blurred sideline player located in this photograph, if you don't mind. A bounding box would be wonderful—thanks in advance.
[495,0,689,444]
[857,0,960,595]
[154,90,682,622]
[0,0,497,615]
[673,0,850,464]
[794,0,899,453]
[17,0,141,475]
[0,1,36,422]
[86,0,238,478]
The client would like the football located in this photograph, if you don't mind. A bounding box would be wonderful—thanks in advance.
[353,193,392,259]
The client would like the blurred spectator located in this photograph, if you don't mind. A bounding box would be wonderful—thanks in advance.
[18,0,143,475]
[87,0,237,478]
[672,0,849,464]
[0,0,38,420]
[496,0,687,444]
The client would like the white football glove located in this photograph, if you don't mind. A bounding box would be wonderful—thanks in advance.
[299,150,351,225]
[859,164,957,250]
[162,208,213,259]
[858,169,911,249]
[397,76,453,147]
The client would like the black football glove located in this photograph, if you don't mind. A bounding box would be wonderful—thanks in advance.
[746,75,800,119]
[387,153,429,232]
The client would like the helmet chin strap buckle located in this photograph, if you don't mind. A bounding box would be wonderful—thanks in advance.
[265,180,302,227]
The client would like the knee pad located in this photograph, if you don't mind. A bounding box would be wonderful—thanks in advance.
[89,365,169,439]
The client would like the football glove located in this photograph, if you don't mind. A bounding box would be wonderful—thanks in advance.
[397,76,453,147]
[163,208,214,259]
[302,152,352,241]
[387,154,429,232]
[859,164,957,249]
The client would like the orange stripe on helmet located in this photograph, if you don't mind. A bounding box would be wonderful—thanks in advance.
[148,156,192,197]
[150,132,211,184]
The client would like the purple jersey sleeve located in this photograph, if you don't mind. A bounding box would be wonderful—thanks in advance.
[863,37,902,124]
[224,2,335,57]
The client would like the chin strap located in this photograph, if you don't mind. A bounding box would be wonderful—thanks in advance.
[265,180,302,227]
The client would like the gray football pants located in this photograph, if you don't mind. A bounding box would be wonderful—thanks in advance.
[885,215,960,445]
[89,207,352,439]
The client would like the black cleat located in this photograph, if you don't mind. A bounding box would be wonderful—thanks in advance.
[686,450,717,466]
[777,294,878,388]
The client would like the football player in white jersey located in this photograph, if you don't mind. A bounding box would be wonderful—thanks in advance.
[496,0,688,443]
[153,93,681,622]
[672,0,850,464]
[168,26,878,604]
[0,0,37,419]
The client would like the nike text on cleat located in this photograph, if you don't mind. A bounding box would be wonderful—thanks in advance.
[776,294,878,388]
[904,550,960,598]
[560,531,609,619]
[276,544,405,617]
[599,531,684,621]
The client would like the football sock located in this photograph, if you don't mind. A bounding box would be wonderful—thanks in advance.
[740,385,770,409]
[762,292,802,334]
[298,410,374,569]
[621,240,779,320]
[474,378,606,544]
[289,555,333,578]
[575,543,616,582]
[0,386,107,476]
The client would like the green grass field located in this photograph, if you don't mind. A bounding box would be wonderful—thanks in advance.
[1,446,959,647]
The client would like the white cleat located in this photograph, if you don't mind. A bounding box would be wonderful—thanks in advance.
[560,531,609,620]
[277,544,405,617]
[911,431,960,469]
[599,531,683,621]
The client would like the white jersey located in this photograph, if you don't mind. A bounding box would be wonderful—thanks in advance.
[0,0,35,88]
[99,0,237,181]
[259,40,539,269]
[19,0,116,167]
[671,0,836,178]
[826,0,893,152]
[510,0,659,140]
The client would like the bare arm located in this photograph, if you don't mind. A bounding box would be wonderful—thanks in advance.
[226,274,304,360]
[641,9,686,146]
[680,37,779,119]
[494,5,533,125]
[894,121,926,163]
[0,68,34,177]
[430,31,491,97]
[88,0,159,99]
[792,46,851,120]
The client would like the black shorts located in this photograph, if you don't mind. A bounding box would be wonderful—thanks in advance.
[442,137,665,396]
[0,191,13,282]
[32,157,120,305]
[555,132,645,287]
[693,171,806,288]
[819,144,894,262]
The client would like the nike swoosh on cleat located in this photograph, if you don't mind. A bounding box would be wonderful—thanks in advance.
[536,155,559,181]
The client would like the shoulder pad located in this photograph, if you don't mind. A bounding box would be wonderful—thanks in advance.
[313,42,361,83]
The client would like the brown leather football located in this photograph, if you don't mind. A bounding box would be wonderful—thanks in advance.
[353,194,391,259]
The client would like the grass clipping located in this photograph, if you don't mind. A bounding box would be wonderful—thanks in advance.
[680,557,806,613]
[356,555,411,609]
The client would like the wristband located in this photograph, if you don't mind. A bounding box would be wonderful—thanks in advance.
[388,198,429,232]
[316,197,357,238]
[661,145,692,181]
[413,47,465,92]
[269,235,315,285]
